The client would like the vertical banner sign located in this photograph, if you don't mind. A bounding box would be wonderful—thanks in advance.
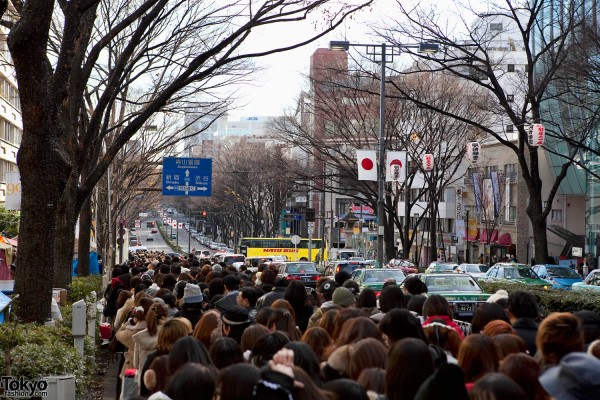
[356,150,377,181]
[504,177,511,221]
[490,171,501,218]
[422,154,434,171]
[483,179,493,218]
[4,171,21,210]
[455,187,465,239]
[386,151,407,182]
[472,172,482,219]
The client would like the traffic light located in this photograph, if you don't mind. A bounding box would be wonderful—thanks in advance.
[305,208,315,222]
[201,211,207,218]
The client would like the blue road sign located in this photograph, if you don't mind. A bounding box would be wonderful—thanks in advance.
[162,157,212,196]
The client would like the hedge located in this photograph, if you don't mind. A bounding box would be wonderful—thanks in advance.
[478,281,600,316]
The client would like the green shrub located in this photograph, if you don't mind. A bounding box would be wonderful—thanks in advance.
[478,281,600,316]
[69,275,103,303]
[0,323,91,399]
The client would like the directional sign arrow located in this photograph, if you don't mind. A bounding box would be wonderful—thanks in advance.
[166,186,174,190]
[185,169,190,177]
[197,187,208,191]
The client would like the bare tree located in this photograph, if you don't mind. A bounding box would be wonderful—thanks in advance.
[273,59,485,262]
[1,0,372,322]
[378,0,600,264]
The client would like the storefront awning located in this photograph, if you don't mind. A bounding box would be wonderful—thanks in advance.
[498,233,512,246]
[480,229,499,243]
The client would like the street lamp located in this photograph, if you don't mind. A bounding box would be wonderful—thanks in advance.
[329,40,439,268]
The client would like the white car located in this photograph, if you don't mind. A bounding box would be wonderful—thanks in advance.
[425,262,459,274]
[455,263,488,280]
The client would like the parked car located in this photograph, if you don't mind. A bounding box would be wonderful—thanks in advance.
[455,263,488,280]
[479,263,551,288]
[572,269,600,291]
[276,262,320,287]
[387,259,418,274]
[532,264,582,289]
[404,273,491,319]
[351,268,406,296]
[425,262,459,274]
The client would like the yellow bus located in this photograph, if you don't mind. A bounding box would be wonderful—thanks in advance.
[238,237,327,262]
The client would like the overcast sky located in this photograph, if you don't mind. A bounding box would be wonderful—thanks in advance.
[228,0,398,120]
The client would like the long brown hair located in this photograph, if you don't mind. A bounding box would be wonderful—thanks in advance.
[146,303,168,335]
[348,338,387,380]
[301,327,333,362]
[458,334,499,382]
[267,308,300,341]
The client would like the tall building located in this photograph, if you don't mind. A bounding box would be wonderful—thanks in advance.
[0,25,21,205]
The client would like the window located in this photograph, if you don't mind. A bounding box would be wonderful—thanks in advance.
[507,94,514,102]
[551,209,563,222]
[507,64,515,72]
[508,206,516,221]
[506,124,514,133]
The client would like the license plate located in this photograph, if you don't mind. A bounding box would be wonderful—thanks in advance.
[456,303,475,312]
[301,277,311,282]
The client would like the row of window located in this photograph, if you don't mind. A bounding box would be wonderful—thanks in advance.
[0,118,21,146]
[0,76,20,111]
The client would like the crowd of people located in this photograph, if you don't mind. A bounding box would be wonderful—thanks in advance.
[102,250,600,400]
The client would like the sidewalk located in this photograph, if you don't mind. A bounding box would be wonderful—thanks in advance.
[102,348,120,400]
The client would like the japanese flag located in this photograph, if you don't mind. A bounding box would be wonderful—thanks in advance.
[178,223,183,229]
[386,151,407,182]
[357,150,377,181]
[172,219,177,228]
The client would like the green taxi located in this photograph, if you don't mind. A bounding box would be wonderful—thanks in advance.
[350,268,406,297]
[405,273,491,319]
[479,263,552,288]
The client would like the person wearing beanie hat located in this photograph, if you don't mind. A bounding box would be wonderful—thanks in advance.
[174,283,204,328]
[332,287,357,308]
[182,283,203,304]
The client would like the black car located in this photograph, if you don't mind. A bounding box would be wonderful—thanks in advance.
[277,262,320,287]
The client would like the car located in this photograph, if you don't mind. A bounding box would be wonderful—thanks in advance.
[276,262,320,287]
[170,233,177,239]
[151,228,158,234]
[425,262,459,274]
[455,263,488,280]
[532,264,582,290]
[479,263,551,288]
[322,260,368,278]
[572,269,600,291]
[404,273,491,319]
[146,235,154,242]
[351,268,406,296]
[166,252,181,259]
[194,250,211,258]
[387,259,418,274]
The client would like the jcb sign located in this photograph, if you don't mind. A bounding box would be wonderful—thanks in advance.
[5,171,21,210]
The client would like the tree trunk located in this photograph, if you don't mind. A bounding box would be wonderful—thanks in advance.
[527,182,549,264]
[77,196,92,276]
[53,187,78,289]
[14,131,62,322]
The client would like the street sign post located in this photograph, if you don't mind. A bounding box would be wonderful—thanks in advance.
[162,157,212,196]
[291,235,301,261]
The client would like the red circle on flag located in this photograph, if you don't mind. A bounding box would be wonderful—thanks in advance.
[390,159,402,167]
[361,158,374,170]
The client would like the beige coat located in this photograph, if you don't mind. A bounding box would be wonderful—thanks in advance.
[115,320,147,378]
[132,320,165,372]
